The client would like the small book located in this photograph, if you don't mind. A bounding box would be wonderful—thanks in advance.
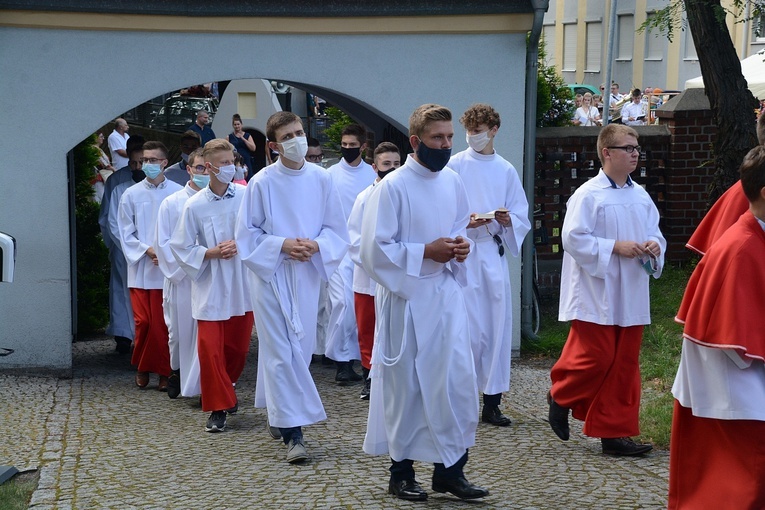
[474,208,508,220]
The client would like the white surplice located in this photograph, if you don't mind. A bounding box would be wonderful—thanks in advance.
[558,170,666,326]
[323,158,376,362]
[156,184,201,397]
[348,182,378,297]
[449,148,531,395]
[236,159,349,428]
[117,178,183,290]
[360,157,478,468]
[170,183,252,322]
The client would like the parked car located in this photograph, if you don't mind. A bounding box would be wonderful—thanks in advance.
[149,94,219,133]
[567,83,600,96]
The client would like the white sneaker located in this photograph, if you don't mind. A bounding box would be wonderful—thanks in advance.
[286,437,308,464]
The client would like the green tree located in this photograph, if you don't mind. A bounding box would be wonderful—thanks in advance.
[537,36,575,127]
[642,0,760,204]
[322,106,354,151]
[73,135,110,334]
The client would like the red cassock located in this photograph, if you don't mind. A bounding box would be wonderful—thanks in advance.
[685,181,749,256]
[677,212,765,361]
[669,212,765,509]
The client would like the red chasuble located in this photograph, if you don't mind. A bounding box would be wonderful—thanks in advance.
[676,212,765,362]
[686,181,749,255]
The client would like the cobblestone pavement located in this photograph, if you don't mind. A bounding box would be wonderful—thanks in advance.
[1,336,669,509]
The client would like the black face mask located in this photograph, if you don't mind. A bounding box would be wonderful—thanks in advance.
[131,169,146,182]
[415,138,451,172]
[377,168,395,180]
[341,147,361,164]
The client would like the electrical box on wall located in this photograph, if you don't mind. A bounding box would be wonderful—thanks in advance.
[0,231,16,283]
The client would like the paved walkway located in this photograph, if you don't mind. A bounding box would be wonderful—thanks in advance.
[1,336,669,509]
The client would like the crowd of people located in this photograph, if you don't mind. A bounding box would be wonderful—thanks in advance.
[571,82,665,127]
[93,99,765,506]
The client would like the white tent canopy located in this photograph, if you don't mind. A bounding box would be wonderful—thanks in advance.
[685,49,765,99]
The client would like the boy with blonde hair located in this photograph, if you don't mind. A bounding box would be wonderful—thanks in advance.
[170,139,253,432]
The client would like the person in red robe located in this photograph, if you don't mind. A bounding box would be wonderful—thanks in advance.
[669,144,765,509]
[685,113,765,255]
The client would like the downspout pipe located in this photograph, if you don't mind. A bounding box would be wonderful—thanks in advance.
[521,0,549,342]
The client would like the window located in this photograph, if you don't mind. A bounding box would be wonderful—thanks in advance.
[645,12,664,60]
[753,12,765,41]
[543,25,556,66]
[617,15,634,60]
[683,25,698,60]
[563,23,577,71]
[586,22,602,71]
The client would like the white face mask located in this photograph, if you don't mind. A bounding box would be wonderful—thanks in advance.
[279,136,308,164]
[211,163,236,183]
[466,130,492,152]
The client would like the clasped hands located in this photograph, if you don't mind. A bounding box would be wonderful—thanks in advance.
[282,238,319,262]
[613,240,661,259]
[425,236,470,263]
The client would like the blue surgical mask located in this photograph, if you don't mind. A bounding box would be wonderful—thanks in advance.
[192,174,209,188]
[142,162,162,179]
[415,138,451,172]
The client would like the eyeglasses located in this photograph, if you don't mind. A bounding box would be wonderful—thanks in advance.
[305,154,324,162]
[144,157,165,164]
[607,145,642,154]
[192,165,207,174]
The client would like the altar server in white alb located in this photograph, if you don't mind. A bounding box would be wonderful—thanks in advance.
[154,148,206,399]
[325,124,377,384]
[118,141,183,391]
[236,112,349,464]
[448,103,531,427]
[347,142,402,401]
[170,139,253,434]
[361,104,488,502]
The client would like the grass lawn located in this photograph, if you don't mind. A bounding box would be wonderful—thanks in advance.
[522,262,694,449]
[0,470,38,510]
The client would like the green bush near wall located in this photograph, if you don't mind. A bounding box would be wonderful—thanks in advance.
[73,135,110,335]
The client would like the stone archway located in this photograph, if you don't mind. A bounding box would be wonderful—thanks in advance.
[0,5,534,372]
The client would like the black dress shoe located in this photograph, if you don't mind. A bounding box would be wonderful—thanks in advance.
[601,437,653,456]
[388,479,428,501]
[482,405,512,426]
[115,336,132,354]
[348,362,363,381]
[432,476,489,500]
[547,390,570,441]
[167,369,181,399]
[335,362,351,386]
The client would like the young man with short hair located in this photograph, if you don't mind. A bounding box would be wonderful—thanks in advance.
[621,89,647,126]
[170,139,253,433]
[669,144,765,509]
[547,124,665,456]
[155,148,206,399]
[117,141,183,390]
[449,103,531,427]
[325,124,377,384]
[361,104,488,502]
[347,141,401,400]
[236,112,349,463]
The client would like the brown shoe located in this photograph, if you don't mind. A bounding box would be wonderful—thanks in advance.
[135,371,150,388]
[157,375,169,392]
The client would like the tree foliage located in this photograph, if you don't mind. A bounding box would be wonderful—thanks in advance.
[322,106,354,151]
[537,36,575,128]
[641,0,760,204]
[73,135,110,334]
